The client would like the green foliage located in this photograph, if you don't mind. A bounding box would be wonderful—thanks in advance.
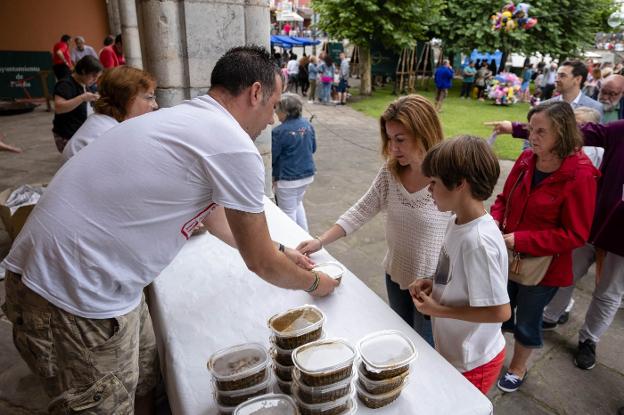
[312,0,444,52]
[433,0,615,58]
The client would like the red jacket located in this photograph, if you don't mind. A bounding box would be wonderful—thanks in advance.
[491,149,600,287]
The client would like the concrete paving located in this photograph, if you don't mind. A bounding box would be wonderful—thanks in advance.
[0,99,622,414]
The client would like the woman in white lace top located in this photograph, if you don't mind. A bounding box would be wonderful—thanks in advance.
[297,95,450,346]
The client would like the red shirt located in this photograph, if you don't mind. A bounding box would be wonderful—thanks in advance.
[490,149,600,287]
[99,45,120,68]
[53,41,72,67]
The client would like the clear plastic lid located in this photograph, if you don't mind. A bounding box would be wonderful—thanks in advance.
[292,368,354,393]
[233,393,298,415]
[357,330,417,371]
[312,262,345,281]
[292,339,356,375]
[357,363,408,387]
[268,305,325,339]
[208,343,270,382]
[214,374,273,398]
[354,377,406,400]
[295,390,356,411]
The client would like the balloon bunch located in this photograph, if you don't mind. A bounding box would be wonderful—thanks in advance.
[491,2,538,32]
[488,73,522,105]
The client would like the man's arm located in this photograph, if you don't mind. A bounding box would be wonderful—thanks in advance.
[224,208,337,296]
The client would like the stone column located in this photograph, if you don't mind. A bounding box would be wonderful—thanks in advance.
[244,0,273,197]
[137,0,190,107]
[106,0,122,36]
[118,0,143,68]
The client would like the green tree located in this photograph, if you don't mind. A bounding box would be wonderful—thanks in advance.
[312,0,443,95]
[433,0,614,67]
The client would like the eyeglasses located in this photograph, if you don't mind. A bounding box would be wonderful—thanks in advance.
[142,94,157,102]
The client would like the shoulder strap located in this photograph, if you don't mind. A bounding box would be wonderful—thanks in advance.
[502,169,525,231]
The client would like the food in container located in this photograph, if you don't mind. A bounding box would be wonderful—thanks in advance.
[217,401,237,415]
[357,330,417,380]
[268,305,325,349]
[355,379,405,409]
[292,370,353,404]
[208,343,270,391]
[276,377,293,395]
[311,262,345,284]
[292,339,356,387]
[357,364,408,394]
[216,375,273,406]
[271,343,295,366]
[296,391,356,415]
[233,393,298,415]
[273,359,294,382]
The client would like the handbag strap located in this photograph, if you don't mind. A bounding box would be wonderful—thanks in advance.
[502,169,526,232]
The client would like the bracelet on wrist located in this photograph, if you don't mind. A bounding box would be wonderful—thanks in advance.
[314,235,323,248]
[305,271,320,293]
[278,243,285,253]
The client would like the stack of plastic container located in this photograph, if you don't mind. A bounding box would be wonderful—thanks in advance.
[233,393,299,415]
[208,343,273,415]
[291,339,358,415]
[355,330,417,409]
[268,305,326,394]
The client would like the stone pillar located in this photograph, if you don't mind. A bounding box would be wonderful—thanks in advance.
[106,0,122,36]
[244,0,273,197]
[137,0,190,107]
[118,0,143,68]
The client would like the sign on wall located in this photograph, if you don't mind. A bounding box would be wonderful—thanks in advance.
[0,51,54,99]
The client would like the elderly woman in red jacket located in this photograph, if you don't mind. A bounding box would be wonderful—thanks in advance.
[490,101,599,393]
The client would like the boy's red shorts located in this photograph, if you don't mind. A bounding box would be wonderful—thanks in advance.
[462,348,506,394]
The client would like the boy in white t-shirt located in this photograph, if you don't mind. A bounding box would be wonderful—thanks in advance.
[410,135,511,394]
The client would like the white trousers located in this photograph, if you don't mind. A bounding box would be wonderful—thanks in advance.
[275,184,309,231]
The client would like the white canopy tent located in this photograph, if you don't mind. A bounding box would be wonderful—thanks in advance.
[276,11,304,22]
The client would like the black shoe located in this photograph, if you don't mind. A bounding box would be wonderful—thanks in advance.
[542,320,558,331]
[574,339,596,370]
[557,311,570,325]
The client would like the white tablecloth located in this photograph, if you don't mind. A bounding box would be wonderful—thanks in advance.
[149,198,493,415]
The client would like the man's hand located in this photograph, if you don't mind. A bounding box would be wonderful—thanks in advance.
[503,233,515,250]
[296,238,322,255]
[484,120,513,135]
[284,247,315,269]
[408,278,432,299]
[310,272,339,297]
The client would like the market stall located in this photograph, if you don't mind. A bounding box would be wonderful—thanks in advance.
[149,198,494,415]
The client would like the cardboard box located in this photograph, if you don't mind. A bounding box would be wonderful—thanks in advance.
[0,184,46,241]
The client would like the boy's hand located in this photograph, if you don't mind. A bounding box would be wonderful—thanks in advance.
[408,278,432,299]
[484,121,513,134]
[412,291,440,317]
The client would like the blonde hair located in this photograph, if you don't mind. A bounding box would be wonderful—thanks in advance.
[380,95,444,177]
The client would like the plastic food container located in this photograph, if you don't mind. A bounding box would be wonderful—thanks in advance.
[292,370,353,404]
[311,262,345,284]
[271,344,294,366]
[209,343,271,391]
[273,359,294,382]
[292,339,356,387]
[355,379,405,409]
[268,305,325,350]
[357,364,408,394]
[233,393,298,415]
[296,391,356,415]
[276,377,293,395]
[217,401,237,415]
[216,375,273,406]
[357,330,416,380]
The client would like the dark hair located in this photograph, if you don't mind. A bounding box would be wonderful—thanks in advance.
[103,35,114,46]
[527,101,583,159]
[290,53,298,60]
[561,60,588,87]
[324,55,334,66]
[61,34,71,42]
[74,55,103,76]
[94,66,156,121]
[115,34,123,45]
[210,45,281,101]
[423,135,500,201]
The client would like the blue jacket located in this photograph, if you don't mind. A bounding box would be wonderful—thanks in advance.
[272,117,316,181]
[434,66,454,89]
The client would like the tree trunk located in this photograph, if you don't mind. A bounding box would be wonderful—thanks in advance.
[360,45,372,96]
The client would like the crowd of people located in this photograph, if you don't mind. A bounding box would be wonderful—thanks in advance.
[2,42,623,413]
[274,49,350,105]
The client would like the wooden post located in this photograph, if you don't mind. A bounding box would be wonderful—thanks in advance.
[38,70,52,112]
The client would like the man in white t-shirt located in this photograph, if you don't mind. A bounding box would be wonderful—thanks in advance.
[411,136,510,394]
[1,46,337,414]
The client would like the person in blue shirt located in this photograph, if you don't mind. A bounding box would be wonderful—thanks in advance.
[460,61,477,99]
[434,60,454,111]
[272,93,317,230]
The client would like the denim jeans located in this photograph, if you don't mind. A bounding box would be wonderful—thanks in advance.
[503,280,558,348]
[320,82,332,103]
[385,274,434,347]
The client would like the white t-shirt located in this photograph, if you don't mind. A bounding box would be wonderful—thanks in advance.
[3,95,265,319]
[431,213,509,372]
[62,113,119,161]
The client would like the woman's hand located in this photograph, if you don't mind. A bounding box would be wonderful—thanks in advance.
[284,247,315,269]
[296,238,322,255]
[503,233,515,250]
[484,120,513,135]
